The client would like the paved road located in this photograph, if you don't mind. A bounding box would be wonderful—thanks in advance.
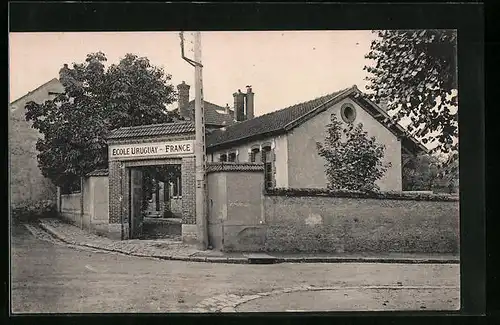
[11,223,460,313]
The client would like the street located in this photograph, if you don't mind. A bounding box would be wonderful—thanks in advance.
[11,223,460,313]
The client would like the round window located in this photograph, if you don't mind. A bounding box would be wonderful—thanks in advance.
[340,103,357,123]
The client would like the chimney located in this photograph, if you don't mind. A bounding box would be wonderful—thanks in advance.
[245,85,254,120]
[233,89,245,121]
[177,81,191,119]
[225,103,231,115]
[59,64,71,88]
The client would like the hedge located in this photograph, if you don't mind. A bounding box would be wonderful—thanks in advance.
[265,187,459,202]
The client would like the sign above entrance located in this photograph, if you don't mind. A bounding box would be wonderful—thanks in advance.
[109,140,195,160]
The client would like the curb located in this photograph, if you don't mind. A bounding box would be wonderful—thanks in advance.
[273,257,459,264]
[37,222,459,265]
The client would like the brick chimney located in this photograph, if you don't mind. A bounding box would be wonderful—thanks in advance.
[177,81,191,119]
[225,103,231,115]
[233,89,245,121]
[245,85,254,120]
[59,64,72,88]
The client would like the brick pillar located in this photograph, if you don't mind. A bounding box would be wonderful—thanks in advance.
[108,160,128,239]
[181,157,197,242]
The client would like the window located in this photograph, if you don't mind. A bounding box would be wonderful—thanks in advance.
[340,103,357,123]
[228,152,237,162]
[262,146,274,189]
[250,148,260,163]
[219,154,227,162]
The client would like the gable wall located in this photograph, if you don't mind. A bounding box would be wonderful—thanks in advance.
[9,79,65,206]
[286,97,402,191]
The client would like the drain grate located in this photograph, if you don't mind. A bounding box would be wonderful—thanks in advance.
[246,253,278,264]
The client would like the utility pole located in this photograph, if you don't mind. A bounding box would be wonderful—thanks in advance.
[180,31,208,250]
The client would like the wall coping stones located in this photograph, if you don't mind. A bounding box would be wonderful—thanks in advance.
[86,168,109,177]
[206,162,264,173]
[265,187,459,202]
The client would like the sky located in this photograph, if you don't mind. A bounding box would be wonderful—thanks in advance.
[9,31,377,116]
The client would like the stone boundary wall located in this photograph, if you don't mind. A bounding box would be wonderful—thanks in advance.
[205,169,460,254]
[263,192,460,254]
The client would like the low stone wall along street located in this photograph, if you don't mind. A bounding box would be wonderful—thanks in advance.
[60,192,82,225]
[263,189,459,254]
[205,164,460,254]
[59,175,110,236]
[58,163,460,255]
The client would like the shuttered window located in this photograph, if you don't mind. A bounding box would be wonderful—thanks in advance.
[262,146,275,189]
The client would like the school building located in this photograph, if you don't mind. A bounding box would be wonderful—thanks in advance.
[57,82,458,254]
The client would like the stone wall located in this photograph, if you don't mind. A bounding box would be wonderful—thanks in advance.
[205,167,460,254]
[263,190,460,254]
[60,193,83,226]
[207,163,265,251]
[59,176,110,236]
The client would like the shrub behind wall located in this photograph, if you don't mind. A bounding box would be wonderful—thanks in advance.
[10,200,59,224]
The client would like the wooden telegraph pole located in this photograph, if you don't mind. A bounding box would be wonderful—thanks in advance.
[180,31,208,250]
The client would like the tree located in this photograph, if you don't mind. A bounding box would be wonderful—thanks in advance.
[25,52,180,192]
[316,114,391,192]
[402,153,459,193]
[402,154,440,191]
[363,30,458,165]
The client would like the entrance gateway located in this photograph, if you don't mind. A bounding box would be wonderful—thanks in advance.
[106,122,198,242]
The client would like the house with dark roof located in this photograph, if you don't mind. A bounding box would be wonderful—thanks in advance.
[205,85,427,191]
[9,78,65,206]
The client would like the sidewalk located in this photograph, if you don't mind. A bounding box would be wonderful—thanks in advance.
[37,218,459,264]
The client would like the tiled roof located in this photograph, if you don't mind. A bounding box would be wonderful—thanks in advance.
[206,88,351,148]
[108,121,195,140]
[184,100,235,126]
[86,169,109,177]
